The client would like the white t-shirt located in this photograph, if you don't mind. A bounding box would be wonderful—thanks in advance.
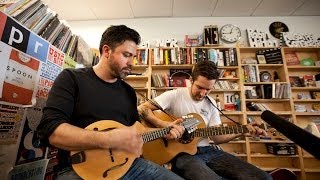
[154,88,221,146]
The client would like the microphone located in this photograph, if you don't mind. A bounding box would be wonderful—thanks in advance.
[261,110,320,159]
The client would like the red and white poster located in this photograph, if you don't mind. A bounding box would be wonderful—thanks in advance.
[0,42,11,98]
[0,48,41,106]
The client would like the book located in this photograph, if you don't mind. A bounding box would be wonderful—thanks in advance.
[303,75,316,87]
[289,76,303,87]
[310,91,320,99]
[285,52,300,66]
[5,0,31,15]
[23,4,47,29]
[15,0,43,23]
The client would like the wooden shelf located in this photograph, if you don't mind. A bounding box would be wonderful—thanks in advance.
[242,64,283,68]
[218,78,240,80]
[212,89,241,92]
[217,66,238,70]
[229,153,247,157]
[245,99,290,102]
[219,111,243,115]
[132,87,148,90]
[226,140,246,144]
[151,64,193,69]
[132,65,149,70]
[293,99,320,102]
[250,154,299,158]
[249,139,294,143]
[246,111,292,115]
[287,66,320,70]
[294,112,320,116]
[244,82,289,85]
[304,169,320,173]
[260,167,301,172]
[125,75,148,80]
[151,87,179,90]
[291,87,320,91]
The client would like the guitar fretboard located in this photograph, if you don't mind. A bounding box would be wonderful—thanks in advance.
[191,125,248,137]
[142,127,171,142]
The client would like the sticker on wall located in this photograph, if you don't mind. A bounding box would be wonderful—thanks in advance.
[269,21,289,39]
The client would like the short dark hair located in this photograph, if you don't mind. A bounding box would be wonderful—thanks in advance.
[99,25,141,54]
[191,60,219,81]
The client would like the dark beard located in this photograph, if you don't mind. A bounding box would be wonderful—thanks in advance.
[110,67,129,79]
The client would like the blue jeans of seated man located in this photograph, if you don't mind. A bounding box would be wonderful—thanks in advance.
[172,146,272,180]
[56,157,183,180]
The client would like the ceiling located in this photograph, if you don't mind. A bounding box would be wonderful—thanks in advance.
[43,0,320,21]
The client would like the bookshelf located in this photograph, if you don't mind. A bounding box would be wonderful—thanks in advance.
[283,47,320,179]
[127,46,320,180]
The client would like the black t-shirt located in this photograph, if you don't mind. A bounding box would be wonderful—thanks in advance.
[37,67,139,170]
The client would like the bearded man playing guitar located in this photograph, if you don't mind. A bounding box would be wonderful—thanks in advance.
[37,25,184,180]
[138,60,272,180]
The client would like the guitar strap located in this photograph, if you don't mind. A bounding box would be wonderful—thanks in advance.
[135,91,177,121]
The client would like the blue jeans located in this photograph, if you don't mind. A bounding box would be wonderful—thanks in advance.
[56,157,183,180]
[172,146,272,180]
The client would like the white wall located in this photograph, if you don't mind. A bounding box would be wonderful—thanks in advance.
[69,16,320,49]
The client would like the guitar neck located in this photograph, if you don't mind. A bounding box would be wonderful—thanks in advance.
[192,125,248,137]
[142,127,171,143]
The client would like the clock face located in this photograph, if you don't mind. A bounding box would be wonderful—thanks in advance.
[220,24,241,43]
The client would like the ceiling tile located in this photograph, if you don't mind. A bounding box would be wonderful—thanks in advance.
[293,0,320,16]
[173,0,217,17]
[132,0,173,17]
[44,0,96,20]
[252,0,305,16]
[212,0,261,16]
[90,0,133,19]
[42,0,319,20]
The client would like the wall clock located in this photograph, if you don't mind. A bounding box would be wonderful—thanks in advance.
[220,24,241,43]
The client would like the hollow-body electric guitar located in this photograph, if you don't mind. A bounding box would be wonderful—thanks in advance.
[70,118,199,179]
[142,111,248,165]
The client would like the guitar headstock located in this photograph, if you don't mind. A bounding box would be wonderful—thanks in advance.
[181,114,201,133]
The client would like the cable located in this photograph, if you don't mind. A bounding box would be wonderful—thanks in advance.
[205,95,241,125]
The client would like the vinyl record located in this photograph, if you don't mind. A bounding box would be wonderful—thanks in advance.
[269,22,289,39]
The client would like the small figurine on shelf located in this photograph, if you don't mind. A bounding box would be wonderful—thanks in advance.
[215,94,221,110]
[234,93,241,111]
[273,71,279,82]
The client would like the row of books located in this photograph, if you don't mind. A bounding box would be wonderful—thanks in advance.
[150,47,238,66]
[243,65,260,82]
[150,89,158,99]
[246,102,271,111]
[151,73,170,87]
[134,49,148,65]
[194,48,238,66]
[245,83,291,99]
[289,74,320,87]
[213,80,239,90]
[5,0,79,60]
[152,48,193,65]
[151,72,192,88]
